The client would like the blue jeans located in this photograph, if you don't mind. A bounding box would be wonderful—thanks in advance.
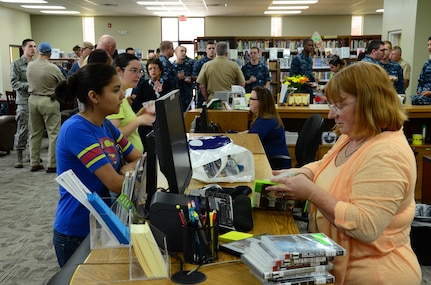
[53,230,86,268]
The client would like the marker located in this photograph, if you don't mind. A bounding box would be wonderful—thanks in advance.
[176,204,186,226]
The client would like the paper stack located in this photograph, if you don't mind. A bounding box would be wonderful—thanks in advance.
[240,233,345,285]
[56,169,130,246]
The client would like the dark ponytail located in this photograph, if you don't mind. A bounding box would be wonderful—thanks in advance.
[55,63,117,105]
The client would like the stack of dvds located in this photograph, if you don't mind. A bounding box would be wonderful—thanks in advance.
[240,233,345,285]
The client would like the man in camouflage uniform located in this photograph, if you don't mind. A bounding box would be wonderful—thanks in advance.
[173,45,195,111]
[192,41,215,107]
[241,47,271,93]
[412,36,431,105]
[10,39,36,168]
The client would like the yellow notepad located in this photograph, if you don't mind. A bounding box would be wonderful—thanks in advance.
[219,231,253,242]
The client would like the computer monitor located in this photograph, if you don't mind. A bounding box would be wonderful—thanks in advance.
[151,89,193,194]
[213,91,233,105]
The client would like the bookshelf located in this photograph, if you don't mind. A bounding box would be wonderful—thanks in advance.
[195,35,381,59]
[194,35,380,97]
[49,58,75,73]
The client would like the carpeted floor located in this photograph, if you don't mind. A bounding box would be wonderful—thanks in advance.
[0,139,60,285]
[0,138,430,284]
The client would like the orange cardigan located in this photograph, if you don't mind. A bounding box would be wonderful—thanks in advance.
[305,130,421,285]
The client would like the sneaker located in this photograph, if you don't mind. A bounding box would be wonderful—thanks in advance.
[46,167,56,173]
[14,162,23,168]
[30,165,44,172]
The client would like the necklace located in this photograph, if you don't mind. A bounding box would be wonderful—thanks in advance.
[344,139,368,158]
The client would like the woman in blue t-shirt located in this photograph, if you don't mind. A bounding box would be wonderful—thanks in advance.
[53,63,143,267]
[244,86,291,169]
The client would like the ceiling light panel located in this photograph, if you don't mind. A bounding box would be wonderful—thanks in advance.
[137,1,182,5]
[264,10,302,14]
[21,5,65,9]
[146,6,186,10]
[40,10,80,14]
[0,0,47,3]
[272,1,318,4]
[268,6,309,9]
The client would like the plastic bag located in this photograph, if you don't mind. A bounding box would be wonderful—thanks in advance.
[188,135,255,183]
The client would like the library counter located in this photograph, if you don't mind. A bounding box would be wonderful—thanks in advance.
[70,209,300,285]
[65,132,303,285]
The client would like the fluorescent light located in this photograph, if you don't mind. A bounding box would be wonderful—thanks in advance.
[376,9,384,13]
[272,1,318,4]
[137,1,182,5]
[146,6,186,11]
[0,0,47,3]
[21,5,65,9]
[268,6,309,9]
[153,11,188,16]
[264,10,302,14]
[41,10,80,14]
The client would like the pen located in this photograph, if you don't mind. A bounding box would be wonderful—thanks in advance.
[176,204,186,226]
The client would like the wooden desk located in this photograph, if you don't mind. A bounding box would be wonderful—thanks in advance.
[69,133,299,284]
[71,209,299,285]
[184,109,250,132]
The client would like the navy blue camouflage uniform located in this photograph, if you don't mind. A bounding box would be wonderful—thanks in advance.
[241,61,271,93]
[412,59,431,104]
[290,52,315,101]
[174,57,195,111]
[159,55,178,89]
[379,61,405,94]
[192,56,212,107]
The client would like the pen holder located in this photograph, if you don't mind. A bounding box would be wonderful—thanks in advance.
[182,222,219,264]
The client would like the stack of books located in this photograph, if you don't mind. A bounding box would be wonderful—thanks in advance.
[240,233,345,285]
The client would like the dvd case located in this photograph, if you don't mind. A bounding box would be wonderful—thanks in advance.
[261,233,345,262]
[241,253,333,281]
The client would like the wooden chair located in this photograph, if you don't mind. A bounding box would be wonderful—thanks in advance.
[5,90,17,115]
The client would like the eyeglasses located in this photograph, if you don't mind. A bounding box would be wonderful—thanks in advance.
[123,68,143,76]
[327,100,356,113]
[249,98,259,101]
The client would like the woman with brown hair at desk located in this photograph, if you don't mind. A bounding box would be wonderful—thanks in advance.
[53,63,143,267]
[268,62,421,284]
[242,86,291,169]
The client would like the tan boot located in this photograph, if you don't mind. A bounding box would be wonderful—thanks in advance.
[14,150,23,168]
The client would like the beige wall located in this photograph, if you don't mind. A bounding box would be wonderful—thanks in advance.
[94,16,161,55]
[0,7,32,94]
[382,0,431,97]
[206,17,271,36]
[363,14,383,35]
[31,16,83,54]
[206,15,382,38]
